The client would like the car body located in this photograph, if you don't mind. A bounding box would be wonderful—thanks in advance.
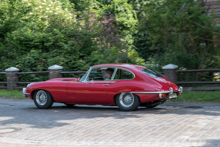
[23,64,183,111]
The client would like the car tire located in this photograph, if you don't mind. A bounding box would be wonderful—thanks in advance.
[33,90,53,109]
[116,93,140,111]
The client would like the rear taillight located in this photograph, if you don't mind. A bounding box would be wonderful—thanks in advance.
[159,93,168,99]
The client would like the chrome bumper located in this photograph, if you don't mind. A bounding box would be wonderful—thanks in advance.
[131,86,183,94]
[23,88,30,96]
[131,86,183,99]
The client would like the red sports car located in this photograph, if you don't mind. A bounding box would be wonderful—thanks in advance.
[23,64,183,111]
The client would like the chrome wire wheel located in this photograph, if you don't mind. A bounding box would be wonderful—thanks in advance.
[119,93,134,107]
[34,90,53,109]
[36,90,48,106]
[116,93,140,111]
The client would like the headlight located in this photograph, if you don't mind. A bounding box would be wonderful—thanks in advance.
[27,82,36,87]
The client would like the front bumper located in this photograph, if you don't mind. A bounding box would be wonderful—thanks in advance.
[23,88,30,98]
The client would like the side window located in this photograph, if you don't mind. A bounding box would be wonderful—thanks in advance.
[88,68,104,81]
[114,69,134,80]
[87,67,115,81]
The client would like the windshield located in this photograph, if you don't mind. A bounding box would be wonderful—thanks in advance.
[79,71,89,82]
[141,68,164,78]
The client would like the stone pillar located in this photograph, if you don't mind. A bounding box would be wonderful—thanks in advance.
[162,64,178,83]
[48,65,63,79]
[5,67,19,91]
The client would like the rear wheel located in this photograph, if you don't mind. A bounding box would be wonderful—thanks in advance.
[116,93,140,111]
[33,90,53,109]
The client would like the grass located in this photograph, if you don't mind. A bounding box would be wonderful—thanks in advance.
[0,90,220,102]
[0,90,25,99]
[177,91,220,102]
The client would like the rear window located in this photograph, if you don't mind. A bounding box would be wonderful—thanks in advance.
[141,68,164,78]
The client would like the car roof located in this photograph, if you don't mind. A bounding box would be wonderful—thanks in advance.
[91,63,147,71]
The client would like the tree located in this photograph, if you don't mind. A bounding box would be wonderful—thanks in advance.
[0,0,145,77]
[138,0,218,69]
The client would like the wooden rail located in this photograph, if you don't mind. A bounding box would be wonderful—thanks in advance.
[0,86,7,89]
[0,68,220,91]
[183,87,220,91]
[17,82,32,84]
[61,71,86,74]
[17,71,49,75]
[0,82,7,84]
[177,69,220,72]
[176,81,220,84]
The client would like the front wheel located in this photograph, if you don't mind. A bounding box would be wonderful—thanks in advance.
[115,93,140,111]
[33,90,53,109]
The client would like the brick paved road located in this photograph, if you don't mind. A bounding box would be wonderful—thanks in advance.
[0,97,220,147]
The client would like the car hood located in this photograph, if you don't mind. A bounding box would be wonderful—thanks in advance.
[46,78,79,82]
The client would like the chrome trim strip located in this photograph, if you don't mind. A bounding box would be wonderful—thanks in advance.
[90,81,116,84]
[131,91,171,94]
[85,68,92,81]
[81,68,92,83]
[132,86,183,95]
[111,67,118,80]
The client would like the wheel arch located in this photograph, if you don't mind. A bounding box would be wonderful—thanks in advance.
[113,92,140,104]
[31,89,54,101]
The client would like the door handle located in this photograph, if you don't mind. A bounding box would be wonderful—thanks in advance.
[103,84,109,86]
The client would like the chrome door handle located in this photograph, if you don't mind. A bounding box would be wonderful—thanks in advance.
[103,84,109,86]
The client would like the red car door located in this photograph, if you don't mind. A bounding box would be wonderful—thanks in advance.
[68,81,115,104]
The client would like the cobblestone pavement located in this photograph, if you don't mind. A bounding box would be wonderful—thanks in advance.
[0,97,220,147]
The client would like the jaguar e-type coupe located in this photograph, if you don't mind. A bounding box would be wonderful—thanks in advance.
[23,64,183,111]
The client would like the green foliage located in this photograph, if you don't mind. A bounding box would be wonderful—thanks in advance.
[138,0,218,69]
[0,90,24,99]
[1,0,220,84]
[0,0,145,83]
[178,91,220,102]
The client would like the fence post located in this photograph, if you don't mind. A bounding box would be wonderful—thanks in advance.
[48,65,63,79]
[162,64,178,83]
[5,67,19,91]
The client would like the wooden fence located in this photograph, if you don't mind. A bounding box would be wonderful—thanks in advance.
[0,64,220,91]
[0,72,7,89]
[0,69,86,90]
[176,69,220,91]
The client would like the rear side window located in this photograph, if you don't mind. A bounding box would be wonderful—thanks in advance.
[114,69,134,80]
[141,68,164,78]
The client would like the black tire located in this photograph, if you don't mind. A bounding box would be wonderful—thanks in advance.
[115,93,140,111]
[33,90,53,109]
